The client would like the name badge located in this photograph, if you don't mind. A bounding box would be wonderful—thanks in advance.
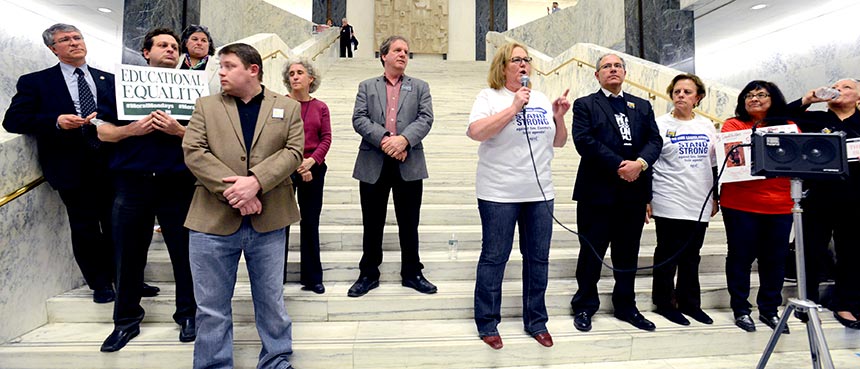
[272,108,284,119]
[402,84,412,92]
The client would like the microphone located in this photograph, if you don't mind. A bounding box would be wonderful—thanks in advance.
[520,75,530,108]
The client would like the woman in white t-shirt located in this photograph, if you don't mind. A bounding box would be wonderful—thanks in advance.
[466,42,570,350]
[645,73,718,326]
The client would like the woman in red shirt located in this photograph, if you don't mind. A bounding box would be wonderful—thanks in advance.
[282,59,333,294]
[721,80,793,333]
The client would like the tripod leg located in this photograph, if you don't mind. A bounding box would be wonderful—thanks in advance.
[807,312,835,369]
[756,305,795,369]
[804,308,822,369]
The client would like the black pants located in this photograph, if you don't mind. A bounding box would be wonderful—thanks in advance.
[571,200,646,316]
[358,157,423,280]
[285,163,326,285]
[722,207,792,317]
[802,195,860,313]
[57,173,115,291]
[339,39,353,58]
[112,171,196,330]
[651,217,708,310]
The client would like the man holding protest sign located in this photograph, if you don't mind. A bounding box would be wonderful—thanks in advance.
[97,28,198,352]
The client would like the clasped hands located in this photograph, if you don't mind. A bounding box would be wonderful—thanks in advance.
[223,175,262,216]
[617,160,643,182]
[381,135,409,162]
[57,112,97,130]
[124,110,185,137]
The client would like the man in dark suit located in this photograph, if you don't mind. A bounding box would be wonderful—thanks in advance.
[570,53,662,332]
[347,35,436,297]
[2,23,116,304]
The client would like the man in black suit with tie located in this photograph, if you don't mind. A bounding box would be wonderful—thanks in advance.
[2,23,116,304]
[570,53,662,332]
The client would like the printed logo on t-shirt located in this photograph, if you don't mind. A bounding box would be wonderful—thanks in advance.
[670,133,711,167]
[615,113,632,143]
[515,107,552,140]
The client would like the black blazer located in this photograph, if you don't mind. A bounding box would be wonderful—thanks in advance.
[2,64,116,190]
[571,89,662,205]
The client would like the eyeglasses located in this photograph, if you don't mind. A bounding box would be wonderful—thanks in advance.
[54,35,83,45]
[510,57,533,65]
[600,62,625,70]
[744,92,770,100]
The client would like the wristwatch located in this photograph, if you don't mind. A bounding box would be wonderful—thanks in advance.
[636,157,648,171]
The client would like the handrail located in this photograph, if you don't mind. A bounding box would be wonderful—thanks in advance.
[0,177,46,208]
[532,55,724,124]
[261,49,290,60]
[311,35,340,61]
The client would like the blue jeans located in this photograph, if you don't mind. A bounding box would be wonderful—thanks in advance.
[474,199,552,337]
[189,219,293,369]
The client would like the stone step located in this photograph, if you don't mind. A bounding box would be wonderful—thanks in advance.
[143,243,737,283]
[46,274,776,323]
[2,313,857,369]
[149,222,728,251]
[309,169,582,187]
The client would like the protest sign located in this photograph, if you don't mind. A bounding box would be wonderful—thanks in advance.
[115,64,209,120]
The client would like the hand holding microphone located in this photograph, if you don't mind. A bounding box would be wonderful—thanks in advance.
[513,75,531,110]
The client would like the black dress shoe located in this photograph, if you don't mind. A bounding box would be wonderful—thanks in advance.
[655,307,690,326]
[734,314,756,332]
[402,275,437,294]
[573,312,592,332]
[179,318,196,342]
[301,283,326,294]
[833,312,860,329]
[615,312,656,331]
[680,308,713,325]
[93,288,115,304]
[347,276,379,297]
[759,314,789,334]
[100,326,140,352]
[141,283,160,297]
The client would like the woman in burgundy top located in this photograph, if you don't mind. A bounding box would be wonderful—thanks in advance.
[282,59,332,293]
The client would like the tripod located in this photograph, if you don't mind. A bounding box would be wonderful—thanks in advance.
[756,178,834,369]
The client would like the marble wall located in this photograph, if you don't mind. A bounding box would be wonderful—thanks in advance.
[202,0,315,53]
[122,0,200,65]
[374,0,448,54]
[312,0,346,25]
[502,0,625,57]
[486,32,739,125]
[475,0,507,61]
[625,0,694,72]
[695,2,860,104]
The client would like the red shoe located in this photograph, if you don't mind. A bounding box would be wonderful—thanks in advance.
[533,332,553,347]
[481,335,503,349]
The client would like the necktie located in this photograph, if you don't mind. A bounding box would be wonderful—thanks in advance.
[75,68,100,149]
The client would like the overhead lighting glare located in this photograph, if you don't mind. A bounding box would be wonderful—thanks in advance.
[751,4,768,10]
[97,7,112,13]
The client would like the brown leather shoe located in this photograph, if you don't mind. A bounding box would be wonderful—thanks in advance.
[481,335,503,349]
[533,332,553,347]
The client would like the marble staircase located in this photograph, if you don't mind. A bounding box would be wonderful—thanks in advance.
[1,58,859,368]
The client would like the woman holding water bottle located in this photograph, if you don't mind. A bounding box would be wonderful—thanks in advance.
[466,42,570,349]
[787,79,860,330]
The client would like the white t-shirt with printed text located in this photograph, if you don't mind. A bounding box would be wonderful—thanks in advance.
[468,87,556,202]
[651,113,717,222]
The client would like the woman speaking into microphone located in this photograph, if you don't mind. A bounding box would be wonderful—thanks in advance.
[466,41,569,350]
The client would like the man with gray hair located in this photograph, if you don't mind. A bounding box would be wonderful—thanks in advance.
[347,35,436,297]
[3,23,117,304]
[789,78,860,330]
[339,18,354,58]
[569,53,662,332]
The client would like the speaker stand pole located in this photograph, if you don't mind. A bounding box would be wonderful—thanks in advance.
[756,178,834,369]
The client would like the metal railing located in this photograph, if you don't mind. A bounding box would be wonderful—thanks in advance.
[531,55,724,124]
[0,177,46,208]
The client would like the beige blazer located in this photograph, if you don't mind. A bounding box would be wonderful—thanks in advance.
[182,87,304,235]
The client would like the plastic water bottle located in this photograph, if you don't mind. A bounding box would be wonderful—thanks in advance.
[448,233,458,260]
[814,87,840,100]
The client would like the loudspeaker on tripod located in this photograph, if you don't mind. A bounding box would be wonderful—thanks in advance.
[750,132,849,180]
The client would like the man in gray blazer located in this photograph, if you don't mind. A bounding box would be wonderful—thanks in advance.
[348,35,436,297]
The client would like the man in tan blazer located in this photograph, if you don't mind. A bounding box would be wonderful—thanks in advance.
[182,43,302,369]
